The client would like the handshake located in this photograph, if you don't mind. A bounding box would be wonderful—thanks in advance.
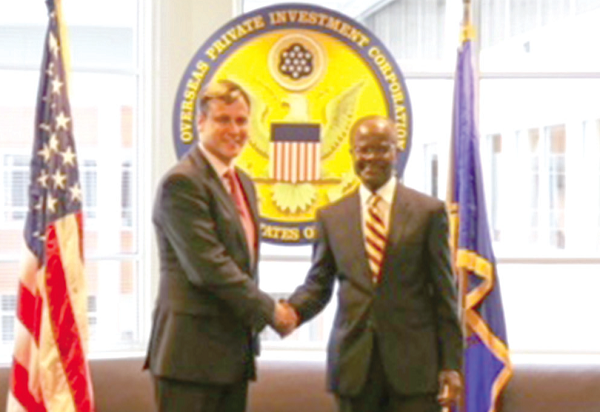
[273,300,299,337]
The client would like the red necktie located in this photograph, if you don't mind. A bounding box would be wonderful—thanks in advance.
[224,170,256,256]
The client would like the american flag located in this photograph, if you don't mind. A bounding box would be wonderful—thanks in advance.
[270,123,321,183]
[7,1,95,411]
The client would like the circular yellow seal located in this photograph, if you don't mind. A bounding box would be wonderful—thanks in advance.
[173,4,412,245]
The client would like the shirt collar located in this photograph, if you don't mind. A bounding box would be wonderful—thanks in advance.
[359,175,397,206]
[198,143,233,178]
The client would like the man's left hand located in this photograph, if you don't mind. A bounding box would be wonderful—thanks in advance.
[437,370,462,408]
[273,301,298,337]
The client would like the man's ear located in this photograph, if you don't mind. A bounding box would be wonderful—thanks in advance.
[197,112,206,133]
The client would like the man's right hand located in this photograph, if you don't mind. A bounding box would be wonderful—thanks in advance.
[273,301,298,337]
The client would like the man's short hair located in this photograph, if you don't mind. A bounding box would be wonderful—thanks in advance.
[198,79,251,116]
[349,115,395,146]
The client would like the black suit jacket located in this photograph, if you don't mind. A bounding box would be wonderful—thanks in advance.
[145,146,275,384]
[288,183,462,396]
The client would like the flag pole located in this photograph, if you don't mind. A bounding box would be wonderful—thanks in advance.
[457,2,473,412]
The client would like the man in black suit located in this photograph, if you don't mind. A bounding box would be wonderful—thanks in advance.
[145,79,296,412]
[285,115,463,412]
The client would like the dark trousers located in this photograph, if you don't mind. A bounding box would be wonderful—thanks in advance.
[153,375,248,412]
[336,344,440,412]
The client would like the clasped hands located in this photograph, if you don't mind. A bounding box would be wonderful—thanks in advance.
[273,300,299,337]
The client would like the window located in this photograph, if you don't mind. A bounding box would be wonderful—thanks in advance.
[584,119,600,251]
[1,154,29,223]
[480,0,600,72]
[1,295,16,343]
[487,125,568,250]
[78,157,134,227]
[81,159,98,221]
[87,295,97,342]
[547,124,566,249]
[481,79,600,256]
[121,160,133,228]
[0,0,144,359]
[361,0,451,71]
[479,0,600,355]
[498,263,600,353]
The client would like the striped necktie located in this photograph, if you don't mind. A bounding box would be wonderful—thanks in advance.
[365,194,387,285]
[224,170,256,257]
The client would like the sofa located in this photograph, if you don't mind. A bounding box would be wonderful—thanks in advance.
[0,357,598,411]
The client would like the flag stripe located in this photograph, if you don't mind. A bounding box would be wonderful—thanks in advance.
[312,142,319,181]
[295,143,306,182]
[6,391,28,412]
[315,144,320,180]
[304,143,310,181]
[271,140,321,183]
[10,360,46,412]
[76,213,84,261]
[283,143,290,182]
[56,215,88,338]
[12,320,35,371]
[17,283,42,344]
[291,142,298,183]
[45,223,93,412]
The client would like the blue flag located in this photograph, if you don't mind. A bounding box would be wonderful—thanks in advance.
[447,27,512,412]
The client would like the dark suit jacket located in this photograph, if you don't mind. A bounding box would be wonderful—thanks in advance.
[288,183,462,396]
[145,146,275,384]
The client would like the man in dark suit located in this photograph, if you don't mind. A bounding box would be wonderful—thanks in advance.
[285,115,463,412]
[145,79,296,412]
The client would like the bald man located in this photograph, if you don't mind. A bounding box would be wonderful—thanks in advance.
[285,115,463,412]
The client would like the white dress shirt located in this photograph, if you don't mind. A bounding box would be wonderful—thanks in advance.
[198,143,235,192]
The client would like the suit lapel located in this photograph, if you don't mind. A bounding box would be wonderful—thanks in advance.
[190,147,251,258]
[331,191,373,292]
[384,184,411,261]
[191,147,237,214]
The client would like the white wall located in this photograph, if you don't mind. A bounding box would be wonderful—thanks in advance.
[144,0,239,320]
